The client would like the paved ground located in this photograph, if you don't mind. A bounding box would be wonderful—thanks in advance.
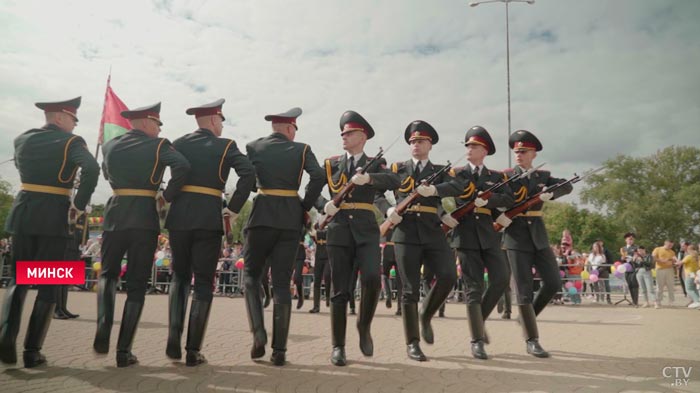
[1,288,698,393]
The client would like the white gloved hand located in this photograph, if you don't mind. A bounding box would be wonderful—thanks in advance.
[495,214,512,228]
[474,197,488,207]
[324,201,340,216]
[539,191,554,202]
[416,184,437,197]
[441,214,459,228]
[351,172,371,185]
[85,204,93,214]
[70,201,85,217]
[222,207,238,221]
[387,207,403,225]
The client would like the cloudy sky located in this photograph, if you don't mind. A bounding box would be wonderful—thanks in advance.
[1,0,698,204]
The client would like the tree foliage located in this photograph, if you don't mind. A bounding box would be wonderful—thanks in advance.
[0,178,14,238]
[543,201,623,253]
[580,146,700,247]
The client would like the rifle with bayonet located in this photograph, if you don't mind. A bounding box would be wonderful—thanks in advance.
[379,160,454,237]
[492,166,604,232]
[441,163,545,233]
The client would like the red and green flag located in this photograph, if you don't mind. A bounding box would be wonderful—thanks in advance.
[98,76,131,145]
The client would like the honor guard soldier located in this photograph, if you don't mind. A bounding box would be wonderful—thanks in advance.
[309,222,331,313]
[293,238,308,310]
[498,130,572,358]
[164,99,255,366]
[321,111,400,366]
[243,107,325,366]
[444,126,514,359]
[94,102,191,367]
[388,121,462,361]
[0,97,99,368]
[381,227,401,315]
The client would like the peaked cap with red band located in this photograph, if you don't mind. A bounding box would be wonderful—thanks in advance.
[121,102,163,126]
[264,107,302,130]
[186,98,225,121]
[509,129,542,152]
[404,120,438,144]
[339,110,375,139]
[464,125,495,155]
[35,96,81,121]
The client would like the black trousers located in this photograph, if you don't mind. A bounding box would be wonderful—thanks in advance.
[507,248,561,314]
[314,258,331,294]
[169,230,221,303]
[394,241,456,304]
[327,241,381,304]
[243,227,300,304]
[457,247,511,319]
[292,251,305,286]
[5,235,68,303]
[101,230,159,303]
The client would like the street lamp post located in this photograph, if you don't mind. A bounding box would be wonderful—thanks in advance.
[469,0,534,169]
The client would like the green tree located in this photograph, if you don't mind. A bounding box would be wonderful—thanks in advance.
[580,146,700,247]
[0,178,14,238]
[543,201,622,253]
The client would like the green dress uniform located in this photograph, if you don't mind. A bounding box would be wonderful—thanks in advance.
[93,103,191,367]
[163,99,256,366]
[309,224,331,313]
[242,107,325,366]
[449,126,514,359]
[502,130,572,358]
[319,110,400,366]
[0,97,99,368]
[389,121,463,361]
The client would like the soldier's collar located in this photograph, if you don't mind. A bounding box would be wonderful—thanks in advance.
[197,128,215,136]
[42,123,64,132]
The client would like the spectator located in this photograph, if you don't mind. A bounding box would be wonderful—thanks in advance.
[633,246,657,308]
[587,242,607,303]
[652,240,677,307]
[677,245,700,309]
[597,240,614,304]
[567,251,584,305]
[677,241,690,298]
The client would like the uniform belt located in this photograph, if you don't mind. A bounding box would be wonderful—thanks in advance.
[385,242,395,245]
[474,207,492,215]
[516,211,544,217]
[258,188,299,197]
[181,185,222,197]
[406,205,438,214]
[316,240,327,245]
[113,188,158,197]
[339,202,375,211]
[20,183,71,196]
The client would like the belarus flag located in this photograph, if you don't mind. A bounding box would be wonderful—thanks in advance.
[98,75,131,145]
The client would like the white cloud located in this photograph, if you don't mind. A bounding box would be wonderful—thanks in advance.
[1,0,699,205]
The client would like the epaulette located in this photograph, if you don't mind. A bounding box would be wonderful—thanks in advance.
[390,161,406,173]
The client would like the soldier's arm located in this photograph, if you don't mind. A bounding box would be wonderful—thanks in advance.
[302,145,326,211]
[315,194,329,212]
[545,172,573,200]
[225,141,256,213]
[434,170,464,198]
[160,139,191,202]
[368,158,400,191]
[68,136,100,210]
[373,191,393,216]
[485,173,514,209]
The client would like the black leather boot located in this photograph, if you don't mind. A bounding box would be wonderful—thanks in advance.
[270,303,291,366]
[116,301,144,367]
[185,299,211,367]
[309,284,320,313]
[420,279,452,345]
[262,279,271,309]
[330,302,347,366]
[23,299,55,368]
[403,303,427,361]
[166,276,190,359]
[93,277,117,354]
[519,304,549,358]
[0,283,28,364]
[295,283,304,310]
[53,286,69,319]
[382,275,392,309]
[467,304,488,360]
[244,280,267,359]
[356,283,379,356]
[60,285,79,318]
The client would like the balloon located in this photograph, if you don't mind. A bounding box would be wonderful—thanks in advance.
[581,271,590,280]
[574,281,583,290]
[568,287,578,295]
[614,261,621,267]
[120,264,127,277]
[163,259,171,267]
[155,259,163,267]
[614,269,624,278]
[610,265,616,273]
[651,269,656,278]
[121,259,128,266]
[156,251,165,260]
[589,269,599,276]
[483,272,489,282]
[390,268,396,277]
[623,262,633,272]
[590,275,599,283]
[564,282,573,289]
[92,262,101,271]
[235,260,244,270]
[617,264,627,274]
[559,270,566,278]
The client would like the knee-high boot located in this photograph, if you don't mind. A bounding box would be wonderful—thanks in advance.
[166,275,190,359]
[93,277,117,354]
[0,283,28,364]
[23,299,55,368]
[185,299,211,366]
[115,301,144,367]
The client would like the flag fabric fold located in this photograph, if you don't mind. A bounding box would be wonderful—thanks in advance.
[98,76,131,145]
